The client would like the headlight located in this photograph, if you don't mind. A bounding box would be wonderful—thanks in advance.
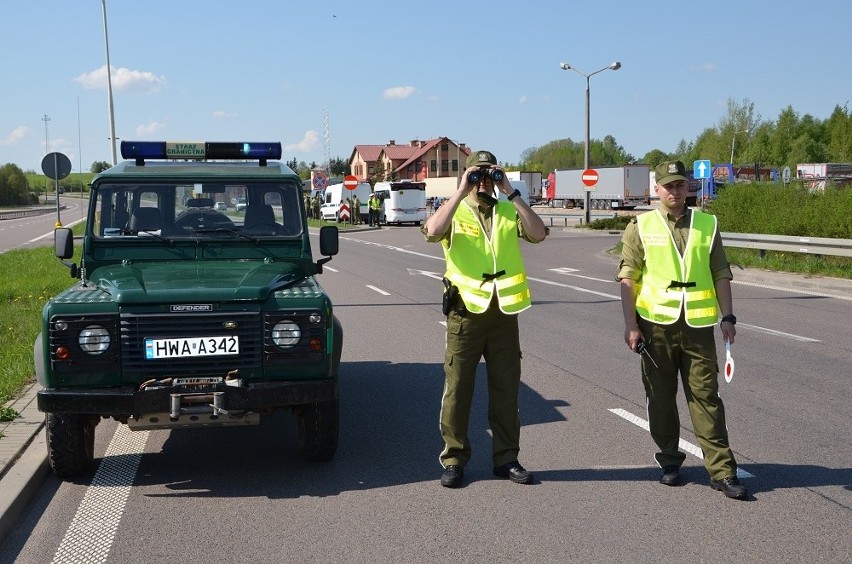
[271,320,301,348]
[78,325,111,354]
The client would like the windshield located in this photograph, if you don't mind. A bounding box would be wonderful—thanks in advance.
[91,181,303,239]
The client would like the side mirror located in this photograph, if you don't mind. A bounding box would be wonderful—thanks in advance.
[54,228,79,278]
[315,225,338,273]
[55,228,74,259]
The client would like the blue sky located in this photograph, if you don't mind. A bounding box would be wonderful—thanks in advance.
[2,0,850,173]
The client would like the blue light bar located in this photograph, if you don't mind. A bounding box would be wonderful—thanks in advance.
[120,141,282,163]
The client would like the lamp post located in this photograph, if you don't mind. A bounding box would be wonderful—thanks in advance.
[101,0,118,165]
[730,128,749,166]
[560,61,621,225]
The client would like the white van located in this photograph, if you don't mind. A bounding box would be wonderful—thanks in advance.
[320,181,371,222]
[373,180,427,225]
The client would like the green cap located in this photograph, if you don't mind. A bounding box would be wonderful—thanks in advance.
[466,150,497,168]
[654,160,688,185]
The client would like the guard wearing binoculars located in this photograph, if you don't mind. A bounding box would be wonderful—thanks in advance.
[422,150,547,488]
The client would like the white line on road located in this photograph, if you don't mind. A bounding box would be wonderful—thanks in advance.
[738,322,820,343]
[51,425,150,564]
[323,265,338,272]
[733,279,852,302]
[367,285,390,296]
[608,408,754,479]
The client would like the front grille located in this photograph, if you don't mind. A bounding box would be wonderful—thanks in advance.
[121,312,262,378]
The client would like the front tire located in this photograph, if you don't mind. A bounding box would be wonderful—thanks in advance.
[46,413,98,477]
[296,399,339,462]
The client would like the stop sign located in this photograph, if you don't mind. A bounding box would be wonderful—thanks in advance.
[343,175,358,191]
[581,169,598,187]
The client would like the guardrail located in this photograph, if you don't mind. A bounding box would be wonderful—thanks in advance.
[721,232,852,258]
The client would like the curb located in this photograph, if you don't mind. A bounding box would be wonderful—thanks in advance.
[0,384,49,546]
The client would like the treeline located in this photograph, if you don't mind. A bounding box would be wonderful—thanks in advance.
[518,98,852,173]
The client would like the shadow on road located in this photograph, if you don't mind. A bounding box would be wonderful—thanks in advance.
[133,360,569,498]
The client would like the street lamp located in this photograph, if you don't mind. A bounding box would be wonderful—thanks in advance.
[730,128,749,166]
[101,0,118,165]
[560,60,621,225]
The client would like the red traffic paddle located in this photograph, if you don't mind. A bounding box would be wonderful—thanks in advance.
[724,341,735,383]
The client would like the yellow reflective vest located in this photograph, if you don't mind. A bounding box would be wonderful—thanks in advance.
[635,209,718,327]
[442,200,531,314]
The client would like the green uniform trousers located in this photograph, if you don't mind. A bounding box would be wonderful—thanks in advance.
[638,315,738,481]
[439,302,522,468]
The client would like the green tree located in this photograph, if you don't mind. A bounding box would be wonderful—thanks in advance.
[0,163,28,205]
[90,161,110,173]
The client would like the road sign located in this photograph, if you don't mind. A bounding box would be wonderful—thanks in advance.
[694,159,711,179]
[41,152,72,180]
[312,171,328,191]
[343,175,358,191]
[581,169,598,188]
[339,203,350,221]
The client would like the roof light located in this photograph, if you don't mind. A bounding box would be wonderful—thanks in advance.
[120,141,282,164]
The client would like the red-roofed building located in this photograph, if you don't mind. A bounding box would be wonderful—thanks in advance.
[349,138,470,183]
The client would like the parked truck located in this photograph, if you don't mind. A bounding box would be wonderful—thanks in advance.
[505,171,543,204]
[553,164,650,210]
[796,163,852,190]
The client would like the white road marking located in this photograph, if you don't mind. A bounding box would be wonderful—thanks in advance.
[733,279,852,302]
[548,267,615,283]
[323,265,338,272]
[738,322,820,343]
[608,408,754,479]
[367,285,390,296]
[51,425,150,563]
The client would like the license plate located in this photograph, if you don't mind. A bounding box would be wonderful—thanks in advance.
[145,336,239,359]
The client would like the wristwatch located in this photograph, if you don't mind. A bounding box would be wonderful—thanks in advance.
[720,314,737,325]
[507,188,521,201]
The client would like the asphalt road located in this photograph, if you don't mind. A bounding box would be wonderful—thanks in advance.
[2,224,850,563]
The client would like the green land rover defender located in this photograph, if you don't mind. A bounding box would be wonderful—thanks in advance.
[34,141,342,478]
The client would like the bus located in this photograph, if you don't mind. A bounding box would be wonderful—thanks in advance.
[373,180,427,225]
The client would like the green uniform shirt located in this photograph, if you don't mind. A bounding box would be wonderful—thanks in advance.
[616,208,732,283]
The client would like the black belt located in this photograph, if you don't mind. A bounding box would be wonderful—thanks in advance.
[667,280,696,290]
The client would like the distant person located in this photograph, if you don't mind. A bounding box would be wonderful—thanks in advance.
[352,194,362,224]
[368,192,381,226]
[617,160,748,500]
[422,149,547,488]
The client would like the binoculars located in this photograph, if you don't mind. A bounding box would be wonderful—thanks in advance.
[468,167,504,183]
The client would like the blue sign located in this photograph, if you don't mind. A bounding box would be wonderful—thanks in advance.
[693,160,711,179]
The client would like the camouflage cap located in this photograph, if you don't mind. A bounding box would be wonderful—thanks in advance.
[466,150,498,168]
[654,160,688,186]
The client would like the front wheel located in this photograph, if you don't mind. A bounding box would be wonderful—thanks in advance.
[46,413,98,477]
[296,398,339,462]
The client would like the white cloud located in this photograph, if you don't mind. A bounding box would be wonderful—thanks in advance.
[74,65,166,93]
[519,95,528,105]
[284,130,319,153]
[697,63,717,72]
[135,121,167,137]
[1,125,31,145]
[383,86,416,100]
[213,110,237,118]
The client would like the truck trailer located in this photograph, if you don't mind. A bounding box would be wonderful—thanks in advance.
[506,171,543,204]
[553,164,650,210]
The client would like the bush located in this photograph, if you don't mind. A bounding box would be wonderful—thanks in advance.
[706,182,852,238]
